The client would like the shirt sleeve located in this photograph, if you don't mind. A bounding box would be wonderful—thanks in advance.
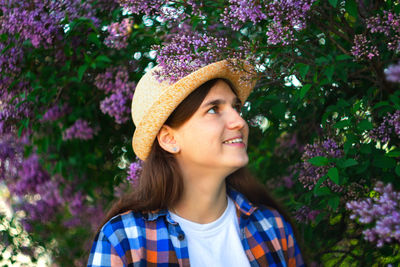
[280,216,305,267]
[87,230,125,267]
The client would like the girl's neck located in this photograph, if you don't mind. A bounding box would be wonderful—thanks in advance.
[171,179,228,224]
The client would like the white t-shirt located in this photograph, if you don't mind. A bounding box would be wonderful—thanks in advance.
[169,197,251,267]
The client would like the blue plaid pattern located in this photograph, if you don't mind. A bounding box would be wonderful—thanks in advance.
[88,187,304,266]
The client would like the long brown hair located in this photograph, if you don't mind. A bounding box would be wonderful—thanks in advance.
[100,78,294,229]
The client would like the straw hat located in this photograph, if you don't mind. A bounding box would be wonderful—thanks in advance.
[131,59,257,160]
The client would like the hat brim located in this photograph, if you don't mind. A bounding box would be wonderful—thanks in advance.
[132,60,257,160]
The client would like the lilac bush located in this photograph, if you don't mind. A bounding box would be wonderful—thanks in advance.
[369,110,400,144]
[299,139,343,192]
[104,18,133,50]
[62,119,97,141]
[1,0,399,265]
[95,67,136,124]
[347,182,400,247]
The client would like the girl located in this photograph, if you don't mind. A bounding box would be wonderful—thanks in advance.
[87,60,304,267]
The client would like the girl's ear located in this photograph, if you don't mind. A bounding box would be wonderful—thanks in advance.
[157,125,180,154]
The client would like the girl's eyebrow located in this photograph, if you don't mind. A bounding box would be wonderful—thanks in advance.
[201,97,242,109]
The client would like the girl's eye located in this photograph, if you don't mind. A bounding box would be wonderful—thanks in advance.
[207,106,218,114]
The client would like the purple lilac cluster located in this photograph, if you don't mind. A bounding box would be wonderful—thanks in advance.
[0,81,32,135]
[366,11,400,52]
[0,0,96,48]
[62,119,97,141]
[0,40,24,75]
[385,62,400,83]
[0,134,26,180]
[351,34,380,60]
[9,155,50,196]
[221,0,315,44]
[94,67,135,124]
[40,104,70,122]
[299,138,343,192]
[294,205,320,223]
[104,18,133,50]
[153,32,228,83]
[21,179,63,225]
[369,110,400,144]
[346,182,400,247]
[18,176,104,232]
[127,159,143,185]
[118,0,163,16]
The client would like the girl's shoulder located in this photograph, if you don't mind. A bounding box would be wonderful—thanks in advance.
[99,210,147,241]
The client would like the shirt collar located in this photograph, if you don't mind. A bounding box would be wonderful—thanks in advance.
[143,186,258,222]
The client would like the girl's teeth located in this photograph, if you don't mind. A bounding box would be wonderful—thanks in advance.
[224,138,243,144]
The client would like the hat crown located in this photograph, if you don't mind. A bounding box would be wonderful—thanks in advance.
[131,66,171,127]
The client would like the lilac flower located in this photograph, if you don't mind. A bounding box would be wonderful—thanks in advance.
[385,63,400,83]
[0,80,32,135]
[104,18,133,50]
[299,138,343,192]
[40,104,70,122]
[153,32,229,83]
[127,160,143,185]
[0,134,26,180]
[369,110,400,144]
[11,155,50,196]
[0,0,98,48]
[95,67,135,124]
[62,119,97,141]
[0,40,24,75]
[294,205,320,223]
[366,11,400,52]
[351,34,379,60]
[221,0,314,44]
[118,0,163,16]
[346,182,400,247]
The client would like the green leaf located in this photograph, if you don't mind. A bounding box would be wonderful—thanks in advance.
[336,54,352,61]
[315,56,329,65]
[357,119,373,131]
[372,156,396,169]
[373,101,390,110]
[345,0,358,17]
[395,165,400,176]
[341,158,358,168]
[386,150,400,157]
[88,33,101,47]
[314,175,328,190]
[300,84,312,99]
[295,63,310,80]
[327,167,339,184]
[271,103,286,119]
[314,186,331,197]
[334,119,351,129]
[329,0,338,7]
[78,65,88,81]
[328,196,340,211]
[308,156,329,166]
[360,144,371,154]
[324,65,335,82]
[95,55,112,63]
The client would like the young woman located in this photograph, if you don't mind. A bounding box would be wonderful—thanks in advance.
[87,60,304,266]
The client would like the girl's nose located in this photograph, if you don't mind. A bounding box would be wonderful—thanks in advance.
[226,107,246,130]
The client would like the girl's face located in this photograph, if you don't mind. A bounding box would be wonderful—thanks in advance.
[173,80,249,175]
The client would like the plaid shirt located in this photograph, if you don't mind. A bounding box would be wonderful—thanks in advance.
[87,187,304,267]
